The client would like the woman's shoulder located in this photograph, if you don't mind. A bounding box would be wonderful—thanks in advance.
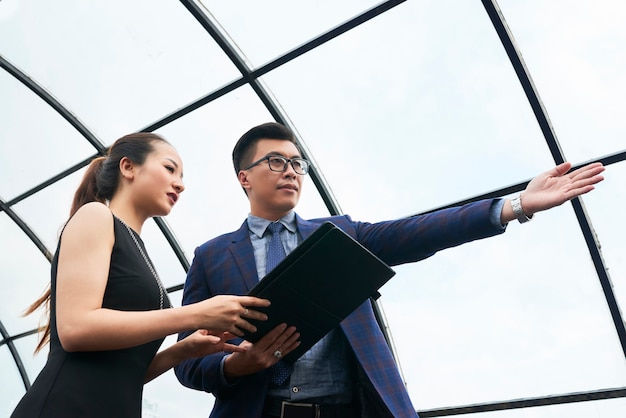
[72,201,112,221]
[64,202,114,238]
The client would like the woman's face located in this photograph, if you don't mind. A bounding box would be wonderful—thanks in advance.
[132,141,185,217]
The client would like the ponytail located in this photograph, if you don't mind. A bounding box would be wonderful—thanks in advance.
[69,156,107,218]
[25,289,52,353]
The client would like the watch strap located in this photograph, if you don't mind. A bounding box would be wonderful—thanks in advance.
[511,195,533,223]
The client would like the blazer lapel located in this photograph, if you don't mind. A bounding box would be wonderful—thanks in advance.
[228,220,260,292]
[295,214,320,240]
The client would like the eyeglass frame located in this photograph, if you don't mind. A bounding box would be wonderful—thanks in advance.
[243,155,310,175]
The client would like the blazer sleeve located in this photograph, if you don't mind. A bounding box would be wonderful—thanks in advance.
[173,242,243,399]
[334,199,505,266]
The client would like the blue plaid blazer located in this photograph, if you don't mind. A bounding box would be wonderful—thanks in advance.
[175,199,504,418]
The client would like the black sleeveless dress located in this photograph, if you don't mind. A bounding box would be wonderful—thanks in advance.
[11,216,172,418]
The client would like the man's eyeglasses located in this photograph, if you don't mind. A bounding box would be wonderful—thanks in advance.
[244,155,310,175]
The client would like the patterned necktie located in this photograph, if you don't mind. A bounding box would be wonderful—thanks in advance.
[266,222,287,273]
[265,222,294,385]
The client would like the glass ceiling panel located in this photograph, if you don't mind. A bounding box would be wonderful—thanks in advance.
[12,335,49,387]
[263,0,553,222]
[197,0,383,66]
[1,346,26,417]
[498,0,626,162]
[0,213,50,335]
[2,335,49,414]
[9,172,83,254]
[382,201,626,409]
[0,0,241,140]
[0,69,95,200]
[583,162,626,320]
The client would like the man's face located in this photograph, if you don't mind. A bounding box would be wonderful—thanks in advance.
[238,139,304,220]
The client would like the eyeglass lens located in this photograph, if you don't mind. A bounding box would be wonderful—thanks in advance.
[268,156,308,174]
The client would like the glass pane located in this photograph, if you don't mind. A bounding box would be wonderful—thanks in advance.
[499,0,626,162]
[198,0,382,66]
[0,69,95,200]
[10,170,85,252]
[0,0,241,140]
[14,333,50,384]
[383,205,626,409]
[0,213,50,336]
[263,0,552,222]
[0,344,28,416]
[583,162,626,319]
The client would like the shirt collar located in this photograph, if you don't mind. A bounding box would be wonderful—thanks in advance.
[247,211,297,238]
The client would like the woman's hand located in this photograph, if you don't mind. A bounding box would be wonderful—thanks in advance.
[144,329,246,383]
[193,295,271,337]
[177,329,246,359]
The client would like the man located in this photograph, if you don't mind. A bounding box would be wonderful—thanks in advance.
[175,122,605,418]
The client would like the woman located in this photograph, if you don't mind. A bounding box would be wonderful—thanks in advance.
[11,132,269,417]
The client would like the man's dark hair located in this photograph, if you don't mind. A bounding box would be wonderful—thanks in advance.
[232,122,300,175]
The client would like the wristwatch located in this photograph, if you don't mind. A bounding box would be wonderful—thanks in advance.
[510,194,533,223]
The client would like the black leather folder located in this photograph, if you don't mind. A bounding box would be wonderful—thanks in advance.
[243,221,396,363]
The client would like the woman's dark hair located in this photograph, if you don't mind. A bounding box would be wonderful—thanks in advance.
[28,132,169,353]
[231,122,299,175]
[69,132,170,217]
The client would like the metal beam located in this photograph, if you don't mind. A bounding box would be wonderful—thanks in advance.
[418,387,626,416]
[0,320,31,391]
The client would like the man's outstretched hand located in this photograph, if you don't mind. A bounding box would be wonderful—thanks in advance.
[502,162,605,223]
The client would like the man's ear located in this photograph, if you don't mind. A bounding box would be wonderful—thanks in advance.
[238,170,252,194]
[119,156,135,180]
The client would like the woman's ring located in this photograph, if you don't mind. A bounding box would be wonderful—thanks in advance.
[243,308,249,316]
[273,350,282,359]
